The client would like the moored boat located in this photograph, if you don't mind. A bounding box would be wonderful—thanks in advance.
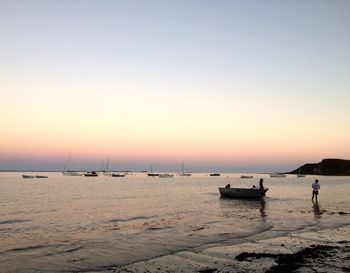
[159,173,174,178]
[63,171,82,176]
[148,173,160,177]
[148,164,160,177]
[210,173,221,176]
[178,161,192,176]
[84,171,98,177]
[270,172,286,177]
[35,175,48,178]
[112,173,126,177]
[240,175,253,179]
[22,175,35,179]
[219,187,268,199]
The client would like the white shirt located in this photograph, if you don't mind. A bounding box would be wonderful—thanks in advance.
[312,182,320,191]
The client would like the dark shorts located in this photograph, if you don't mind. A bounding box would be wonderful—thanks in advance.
[313,191,319,195]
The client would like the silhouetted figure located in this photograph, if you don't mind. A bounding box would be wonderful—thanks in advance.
[259,178,264,190]
[225,184,231,188]
[312,179,320,202]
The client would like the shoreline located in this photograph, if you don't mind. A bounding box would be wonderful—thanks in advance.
[97,224,350,273]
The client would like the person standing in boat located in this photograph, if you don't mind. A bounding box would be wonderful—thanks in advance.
[259,178,264,190]
[312,179,320,202]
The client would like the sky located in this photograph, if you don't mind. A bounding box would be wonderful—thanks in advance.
[1,0,350,172]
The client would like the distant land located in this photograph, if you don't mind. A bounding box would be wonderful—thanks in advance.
[289,158,350,176]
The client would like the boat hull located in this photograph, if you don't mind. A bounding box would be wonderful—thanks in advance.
[159,174,174,178]
[219,187,268,199]
[112,173,126,177]
[22,175,35,179]
[84,172,98,177]
[148,173,160,177]
[270,173,287,177]
[240,175,253,179]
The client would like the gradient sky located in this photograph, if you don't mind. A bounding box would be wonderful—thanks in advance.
[1,0,349,172]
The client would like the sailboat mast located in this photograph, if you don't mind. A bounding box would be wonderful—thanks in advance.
[63,156,70,173]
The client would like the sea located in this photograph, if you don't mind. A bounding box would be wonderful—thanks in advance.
[0,172,349,272]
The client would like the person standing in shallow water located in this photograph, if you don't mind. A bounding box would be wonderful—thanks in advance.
[312,179,320,202]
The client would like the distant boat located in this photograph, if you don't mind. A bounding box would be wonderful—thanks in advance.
[159,173,174,178]
[270,173,287,177]
[64,171,82,176]
[22,175,35,179]
[219,187,268,199]
[148,173,160,177]
[62,156,81,176]
[240,175,253,179]
[111,173,126,177]
[148,164,160,177]
[179,161,191,176]
[210,173,221,176]
[84,171,98,177]
[35,175,48,178]
[101,158,111,176]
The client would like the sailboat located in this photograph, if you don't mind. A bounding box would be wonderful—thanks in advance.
[159,173,174,178]
[178,161,191,176]
[62,156,82,176]
[148,164,160,177]
[101,158,111,176]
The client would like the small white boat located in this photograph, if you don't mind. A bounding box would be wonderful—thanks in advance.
[112,173,126,177]
[35,175,48,178]
[22,175,35,179]
[159,173,174,178]
[219,187,268,198]
[63,171,82,176]
[178,161,192,176]
[179,173,191,177]
[62,157,82,176]
[270,173,287,177]
[240,175,253,179]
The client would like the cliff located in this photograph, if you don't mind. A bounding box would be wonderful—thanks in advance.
[289,158,350,176]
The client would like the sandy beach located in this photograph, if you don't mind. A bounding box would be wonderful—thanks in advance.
[103,224,350,273]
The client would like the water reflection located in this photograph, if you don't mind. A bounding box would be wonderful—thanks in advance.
[312,201,322,219]
[219,197,268,220]
[260,199,267,219]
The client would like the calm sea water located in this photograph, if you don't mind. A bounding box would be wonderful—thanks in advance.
[0,172,349,272]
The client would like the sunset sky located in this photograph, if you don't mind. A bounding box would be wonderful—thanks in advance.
[1,0,349,172]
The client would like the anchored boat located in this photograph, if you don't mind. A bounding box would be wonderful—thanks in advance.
[219,187,268,199]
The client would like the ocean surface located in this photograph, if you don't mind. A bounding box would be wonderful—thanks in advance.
[0,172,349,272]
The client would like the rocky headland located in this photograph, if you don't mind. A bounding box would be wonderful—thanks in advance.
[289,158,350,176]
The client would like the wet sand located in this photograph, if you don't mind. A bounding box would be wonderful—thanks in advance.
[101,225,350,273]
